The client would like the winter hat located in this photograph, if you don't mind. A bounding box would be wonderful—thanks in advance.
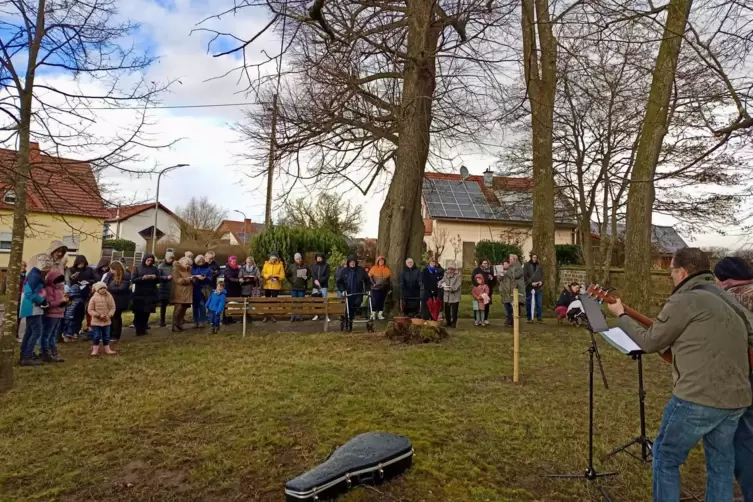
[185,251,194,259]
[294,253,302,261]
[29,253,53,272]
[714,257,753,282]
[92,281,107,292]
[165,250,175,261]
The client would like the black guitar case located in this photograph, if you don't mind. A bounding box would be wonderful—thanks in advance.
[284,432,413,501]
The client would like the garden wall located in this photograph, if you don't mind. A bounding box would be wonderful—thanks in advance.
[558,266,674,306]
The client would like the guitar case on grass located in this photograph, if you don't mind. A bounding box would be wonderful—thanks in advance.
[284,432,414,501]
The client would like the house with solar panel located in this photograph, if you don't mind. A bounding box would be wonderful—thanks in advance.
[422,171,579,270]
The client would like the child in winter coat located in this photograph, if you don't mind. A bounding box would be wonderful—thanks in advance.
[87,282,116,356]
[205,281,227,334]
[471,274,490,326]
[63,284,85,342]
[19,253,52,366]
[42,269,69,363]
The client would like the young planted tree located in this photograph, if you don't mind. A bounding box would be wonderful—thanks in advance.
[0,0,169,391]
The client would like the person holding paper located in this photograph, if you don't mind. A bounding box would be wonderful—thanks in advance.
[714,256,753,501]
[608,248,751,502]
[524,253,544,323]
[471,274,490,326]
[287,253,311,322]
[439,262,461,328]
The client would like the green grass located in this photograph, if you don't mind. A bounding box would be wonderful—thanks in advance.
[0,321,717,501]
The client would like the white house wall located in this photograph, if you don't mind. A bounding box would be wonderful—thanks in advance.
[112,208,181,252]
[425,219,575,268]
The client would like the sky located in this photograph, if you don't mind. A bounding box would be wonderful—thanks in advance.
[11,0,753,250]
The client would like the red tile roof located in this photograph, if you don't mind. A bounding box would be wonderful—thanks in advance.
[217,219,266,242]
[0,143,108,218]
[105,202,181,222]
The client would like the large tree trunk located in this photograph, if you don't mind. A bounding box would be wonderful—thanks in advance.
[0,1,46,392]
[0,104,33,393]
[378,0,439,298]
[623,0,693,311]
[523,0,557,305]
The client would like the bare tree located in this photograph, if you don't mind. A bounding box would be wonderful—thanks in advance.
[176,197,227,241]
[200,0,519,299]
[0,0,171,391]
[279,193,363,238]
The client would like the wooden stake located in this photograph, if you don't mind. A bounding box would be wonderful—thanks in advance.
[513,288,520,384]
[242,298,248,338]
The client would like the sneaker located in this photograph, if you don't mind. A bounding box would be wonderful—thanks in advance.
[483,320,490,326]
[312,316,319,321]
[377,312,385,320]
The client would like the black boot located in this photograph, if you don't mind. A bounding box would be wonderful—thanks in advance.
[19,358,43,367]
[40,351,54,363]
[50,350,65,363]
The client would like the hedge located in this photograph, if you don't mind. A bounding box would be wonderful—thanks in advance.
[102,239,136,252]
[475,240,523,264]
[249,225,349,264]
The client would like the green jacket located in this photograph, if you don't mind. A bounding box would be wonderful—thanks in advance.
[618,272,752,410]
[286,263,311,292]
[502,262,525,304]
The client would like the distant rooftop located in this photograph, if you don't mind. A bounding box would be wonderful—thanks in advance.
[590,222,687,254]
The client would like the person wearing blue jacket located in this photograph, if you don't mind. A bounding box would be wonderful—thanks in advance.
[19,253,53,367]
[205,281,227,334]
[191,255,213,328]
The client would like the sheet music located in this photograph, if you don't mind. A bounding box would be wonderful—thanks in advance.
[600,327,642,355]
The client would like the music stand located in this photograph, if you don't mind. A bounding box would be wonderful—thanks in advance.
[603,348,653,463]
[547,294,618,502]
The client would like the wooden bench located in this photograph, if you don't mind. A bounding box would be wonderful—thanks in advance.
[224,296,347,336]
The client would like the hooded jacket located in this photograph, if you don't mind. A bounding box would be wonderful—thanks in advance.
[20,254,50,318]
[171,259,194,304]
[158,258,175,301]
[93,258,111,282]
[104,264,131,312]
[369,257,391,289]
[44,269,68,318]
[336,256,370,295]
[505,261,525,302]
[400,264,421,299]
[262,259,285,290]
[206,288,227,313]
[45,240,69,274]
[311,254,331,290]
[131,254,165,312]
[87,284,116,327]
[68,255,95,298]
[472,274,490,305]
[618,272,752,409]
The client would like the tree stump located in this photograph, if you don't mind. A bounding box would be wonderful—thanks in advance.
[384,322,448,344]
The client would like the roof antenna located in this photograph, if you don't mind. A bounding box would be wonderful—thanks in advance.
[459,165,470,181]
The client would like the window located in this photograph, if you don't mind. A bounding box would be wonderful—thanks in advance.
[0,232,11,252]
[237,232,248,243]
[3,189,16,205]
[62,235,80,253]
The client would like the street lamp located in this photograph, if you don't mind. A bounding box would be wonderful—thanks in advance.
[233,209,248,245]
[152,164,189,255]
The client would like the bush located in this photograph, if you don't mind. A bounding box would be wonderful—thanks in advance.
[103,239,136,252]
[475,241,523,265]
[249,225,349,264]
[556,244,582,265]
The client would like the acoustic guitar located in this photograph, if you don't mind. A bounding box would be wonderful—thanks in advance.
[586,285,753,367]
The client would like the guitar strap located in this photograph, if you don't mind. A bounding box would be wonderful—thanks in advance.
[692,283,753,374]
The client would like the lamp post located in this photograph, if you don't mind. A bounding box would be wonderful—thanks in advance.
[233,209,249,246]
[152,164,189,255]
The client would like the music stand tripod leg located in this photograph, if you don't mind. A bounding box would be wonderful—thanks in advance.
[605,353,654,463]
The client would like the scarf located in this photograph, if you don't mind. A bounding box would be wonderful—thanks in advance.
[242,264,259,276]
[427,265,438,274]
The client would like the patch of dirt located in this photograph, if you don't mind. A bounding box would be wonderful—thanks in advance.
[110,459,189,493]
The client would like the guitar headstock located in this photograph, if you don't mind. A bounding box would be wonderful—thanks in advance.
[585,284,617,305]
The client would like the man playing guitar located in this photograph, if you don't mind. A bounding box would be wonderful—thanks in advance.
[607,248,752,502]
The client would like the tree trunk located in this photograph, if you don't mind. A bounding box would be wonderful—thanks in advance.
[378,0,439,299]
[623,0,693,311]
[580,211,594,280]
[0,0,46,392]
[523,0,557,306]
[0,111,33,393]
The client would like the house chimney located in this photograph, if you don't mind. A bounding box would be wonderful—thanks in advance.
[29,142,41,163]
[483,168,494,188]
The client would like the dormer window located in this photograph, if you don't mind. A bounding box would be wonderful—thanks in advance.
[3,189,16,205]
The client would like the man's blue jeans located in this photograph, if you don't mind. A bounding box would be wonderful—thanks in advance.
[41,317,62,354]
[653,395,745,502]
[193,295,207,324]
[526,289,542,320]
[735,374,753,501]
[291,290,305,320]
[20,315,44,360]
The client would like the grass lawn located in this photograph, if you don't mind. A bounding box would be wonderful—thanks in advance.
[0,319,719,501]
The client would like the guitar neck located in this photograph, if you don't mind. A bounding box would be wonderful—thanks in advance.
[622,305,654,328]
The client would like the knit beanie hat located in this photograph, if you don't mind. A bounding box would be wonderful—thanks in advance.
[714,257,753,282]
[294,253,302,260]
